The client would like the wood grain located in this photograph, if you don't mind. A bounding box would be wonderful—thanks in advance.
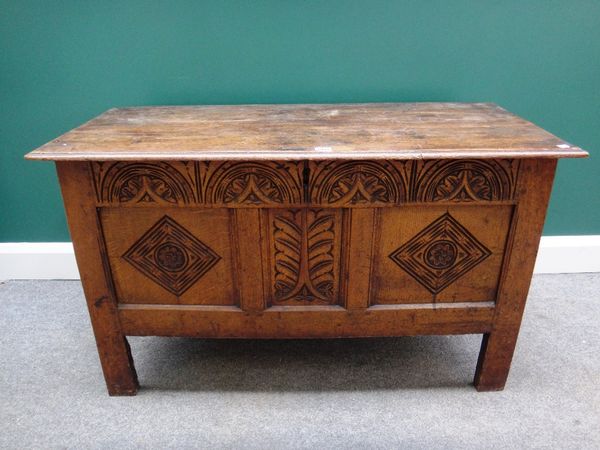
[118,303,495,338]
[372,205,513,304]
[474,159,557,391]
[56,162,139,396]
[101,208,237,306]
[26,103,587,161]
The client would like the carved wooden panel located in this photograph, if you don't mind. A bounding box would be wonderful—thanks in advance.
[309,159,519,206]
[92,161,304,207]
[123,216,221,296]
[370,205,513,304]
[200,161,303,206]
[91,162,197,206]
[389,213,491,294]
[264,208,343,306]
[308,160,407,206]
[101,208,237,305]
[93,159,518,207]
[411,159,520,202]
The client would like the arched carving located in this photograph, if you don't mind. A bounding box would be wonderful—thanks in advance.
[416,160,513,202]
[100,162,194,205]
[206,162,302,205]
[311,161,405,205]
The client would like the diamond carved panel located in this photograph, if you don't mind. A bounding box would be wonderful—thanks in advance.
[123,216,221,295]
[389,213,491,294]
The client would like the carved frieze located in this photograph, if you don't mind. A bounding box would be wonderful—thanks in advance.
[309,160,406,206]
[201,161,303,206]
[93,161,303,206]
[310,159,518,205]
[92,162,196,206]
[412,159,519,202]
[92,159,519,207]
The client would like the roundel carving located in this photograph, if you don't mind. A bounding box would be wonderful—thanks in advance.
[101,162,194,205]
[312,161,405,205]
[417,160,511,202]
[154,243,188,272]
[207,162,301,205]
[425,240,458,269]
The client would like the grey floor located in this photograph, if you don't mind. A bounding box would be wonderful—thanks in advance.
[1,274,599,449]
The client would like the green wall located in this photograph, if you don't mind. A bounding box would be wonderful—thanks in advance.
[2,0,598,241]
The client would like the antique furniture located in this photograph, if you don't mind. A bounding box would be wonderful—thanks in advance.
[26,103,587,395]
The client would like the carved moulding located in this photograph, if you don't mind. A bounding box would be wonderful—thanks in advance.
[268,209,342,305]
[92,162,196,206]
[309,160,407,206]
[202,161,304,206]
[413,159,519,202]
[92,159,518,207]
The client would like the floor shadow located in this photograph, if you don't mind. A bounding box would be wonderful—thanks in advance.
[129,335,482,392]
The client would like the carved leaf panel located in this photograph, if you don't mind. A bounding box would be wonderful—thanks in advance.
[267,209,342,306]
[272,213,303,300]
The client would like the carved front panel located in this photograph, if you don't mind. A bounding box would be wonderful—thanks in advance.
[94,159,519,309]
[370,205,513,304]
[101,208,237,305]
[123,216,221,296]
[264,208,344,306]
[388,213,491,294]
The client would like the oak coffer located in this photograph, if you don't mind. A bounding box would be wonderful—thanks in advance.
[26,103,588,395]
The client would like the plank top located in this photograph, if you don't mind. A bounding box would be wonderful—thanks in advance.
[26,103,587,161]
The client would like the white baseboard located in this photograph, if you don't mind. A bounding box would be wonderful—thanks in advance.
[0,243,80,280]
[532,236,600,274]
[1,236,599,280]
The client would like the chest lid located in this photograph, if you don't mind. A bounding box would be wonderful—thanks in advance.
[26,103,587,161]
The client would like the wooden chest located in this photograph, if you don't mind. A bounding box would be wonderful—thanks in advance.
[26,103,587,395]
